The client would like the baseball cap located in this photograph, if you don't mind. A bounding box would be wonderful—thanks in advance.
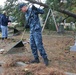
[18,3,27,10]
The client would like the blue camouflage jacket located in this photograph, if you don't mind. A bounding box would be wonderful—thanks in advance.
[25,5,44,33]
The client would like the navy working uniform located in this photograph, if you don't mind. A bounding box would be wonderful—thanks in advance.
[18,3,48,65]
[25,5,48,65]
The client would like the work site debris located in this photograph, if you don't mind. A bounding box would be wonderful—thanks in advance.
[2,54,31,68]
[24,63,66,75]
[1,67,26,75]
[0,52,66,75]
[1,64,66,75]
[0,49,5,54]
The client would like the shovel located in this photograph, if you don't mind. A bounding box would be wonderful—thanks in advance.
[4,30,28,54]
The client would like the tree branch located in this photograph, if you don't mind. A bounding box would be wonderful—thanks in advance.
[58,9,76,19]
[25,0,49,8]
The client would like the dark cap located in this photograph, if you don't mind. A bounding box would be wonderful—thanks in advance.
[18,3,27,10]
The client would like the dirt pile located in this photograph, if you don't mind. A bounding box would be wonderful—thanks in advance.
[2,54,31,68]
[1,67,26,75]
[24,64,66,75]
[2,63,66,75]
[1,54,66,75]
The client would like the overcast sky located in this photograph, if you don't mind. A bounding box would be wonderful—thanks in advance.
[0,0,6,6]
[0,0,46,6]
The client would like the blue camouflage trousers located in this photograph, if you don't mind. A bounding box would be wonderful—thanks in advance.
[30,31,47,59]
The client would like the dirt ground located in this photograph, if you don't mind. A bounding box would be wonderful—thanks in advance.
[0,31,76,75]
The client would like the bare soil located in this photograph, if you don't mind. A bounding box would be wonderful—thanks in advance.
[0,31,76,75]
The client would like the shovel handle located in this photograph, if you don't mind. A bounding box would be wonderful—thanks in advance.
[21,29,26,41]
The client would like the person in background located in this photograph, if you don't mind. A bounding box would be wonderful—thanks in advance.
[0,13,2,32]
[18,3,49,66]
[1,11,11,41]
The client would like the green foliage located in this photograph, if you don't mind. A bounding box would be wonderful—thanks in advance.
[42,0,76,31]
[2,0,76,31]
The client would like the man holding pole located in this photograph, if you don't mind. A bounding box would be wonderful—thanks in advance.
[18,3,48,66]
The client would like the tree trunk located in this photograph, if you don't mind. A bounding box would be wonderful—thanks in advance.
[58,9,76,18]
[25,0,49,8]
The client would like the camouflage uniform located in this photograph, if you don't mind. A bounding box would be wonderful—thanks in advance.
[25,6,48,61]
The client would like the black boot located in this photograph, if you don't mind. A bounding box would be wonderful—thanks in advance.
[30,58,40,63]
[5,37,7,39]
[2,38,4,40]
[43,57,49,66]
